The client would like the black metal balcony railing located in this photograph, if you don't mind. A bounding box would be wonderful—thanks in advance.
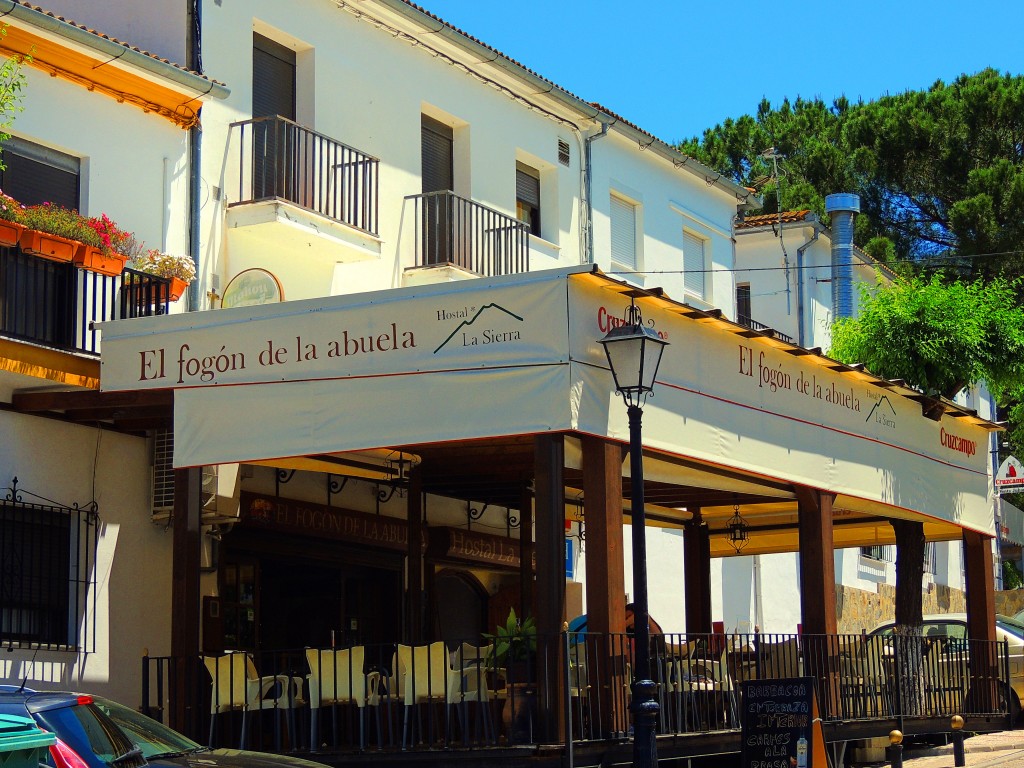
[230,115,380,236]
[0,244,120,356]
[141,630,1012,755]
[407,191,529,277]
[120,268,172,319]
[738,313,794,344]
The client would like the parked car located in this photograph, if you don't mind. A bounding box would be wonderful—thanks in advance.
[867,613,1024,721]
[0,686,328,768]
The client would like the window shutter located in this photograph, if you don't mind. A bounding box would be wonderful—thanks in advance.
[515,164,540,208]
[253,34,296,120]
[0,139,79,209]
[421,116,454,194]
[610,196,636,268]
[683,231,705,297]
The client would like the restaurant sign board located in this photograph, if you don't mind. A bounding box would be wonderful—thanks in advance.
[740,676,818,768]
[996,456,1024,492]
[239,491,426,552]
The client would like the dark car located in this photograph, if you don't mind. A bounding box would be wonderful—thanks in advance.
[0,686,327,768]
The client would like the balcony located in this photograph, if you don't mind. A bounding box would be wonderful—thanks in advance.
[404,191,529,283]
[737,313,793,344]
[0,244,121,357]
[226,116,382,268]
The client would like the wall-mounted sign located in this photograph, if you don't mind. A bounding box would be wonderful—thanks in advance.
[427,526,533,570]
[239,491,425,552]
[221,268,284,308]
[996,456,1024,492]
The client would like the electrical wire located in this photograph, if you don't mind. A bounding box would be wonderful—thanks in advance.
[608,249,1024,277]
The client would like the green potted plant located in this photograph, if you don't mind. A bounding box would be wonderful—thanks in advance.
[126,249,197,301]
[484,608,537,743]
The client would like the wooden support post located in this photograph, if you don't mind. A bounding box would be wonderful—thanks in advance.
[796,486,840,718]
[534,434,565,742]
[520,482,534,622]
[964,529,998,713]
[683,509,712,636]
[407,467,423,645]
[170,467,201,736]
[582,436,628,737]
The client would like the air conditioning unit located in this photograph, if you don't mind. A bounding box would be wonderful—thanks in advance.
[151,428,174,520]
[151,429,240,523]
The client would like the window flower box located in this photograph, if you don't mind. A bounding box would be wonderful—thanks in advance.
[168,276,188,302]
[0,220,25,247]
[73,244,128,277]
[19,228,78,263]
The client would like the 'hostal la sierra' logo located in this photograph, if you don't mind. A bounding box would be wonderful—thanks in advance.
[865,394,897,429]
[433,303,524,353]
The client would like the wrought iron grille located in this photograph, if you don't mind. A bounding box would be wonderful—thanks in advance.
[0,478,98,651]
[230,115,380,236]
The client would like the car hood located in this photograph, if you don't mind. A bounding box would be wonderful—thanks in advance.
[151,749,329,768]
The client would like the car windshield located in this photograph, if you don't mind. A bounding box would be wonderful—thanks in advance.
[90,697,204,759]
[997,614,1024,639]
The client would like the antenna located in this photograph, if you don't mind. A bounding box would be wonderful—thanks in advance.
[760,147,792,315]
[17,648,39,693]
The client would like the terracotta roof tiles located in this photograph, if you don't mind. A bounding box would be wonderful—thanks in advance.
[735,210,814,230]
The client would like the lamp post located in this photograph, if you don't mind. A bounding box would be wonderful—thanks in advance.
[599,297,668,768]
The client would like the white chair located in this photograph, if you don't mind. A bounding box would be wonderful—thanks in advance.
[202,652,301,749]
[399,641,454,748]
[306,646,381,750]
[448,642,495,744]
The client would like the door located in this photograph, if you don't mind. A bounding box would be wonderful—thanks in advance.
[252,34,296,201]
[420,115,454,265]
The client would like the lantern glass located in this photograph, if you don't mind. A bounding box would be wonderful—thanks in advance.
[600,323,667,400]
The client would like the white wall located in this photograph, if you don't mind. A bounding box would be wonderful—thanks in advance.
[0,411,167,706]
[12,67,191,257]
[34,0,188,65]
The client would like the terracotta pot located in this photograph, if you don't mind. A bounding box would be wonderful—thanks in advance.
[0,220,25,247]
[73,245,127,277]
[168,276,188,302]
[19,228,78,262]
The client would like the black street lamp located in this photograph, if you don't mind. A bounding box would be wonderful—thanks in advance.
[599,297,668,768]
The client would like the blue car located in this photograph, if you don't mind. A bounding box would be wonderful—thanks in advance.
[0,687,327,768]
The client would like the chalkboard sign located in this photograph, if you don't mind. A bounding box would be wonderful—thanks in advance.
[740,676,815,768]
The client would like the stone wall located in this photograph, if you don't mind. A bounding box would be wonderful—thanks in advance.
[836,582,967,633]
[995,589,1024,617]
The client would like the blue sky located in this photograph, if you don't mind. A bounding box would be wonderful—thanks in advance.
[427,1,1023,143]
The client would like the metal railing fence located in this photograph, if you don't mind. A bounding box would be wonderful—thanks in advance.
[140,630,1012,754]
[406,191,529,277]
[230,115,379,236]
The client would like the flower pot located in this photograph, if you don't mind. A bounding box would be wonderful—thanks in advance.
[73,245,127,277]
[168,276,188,302]
[0,220,25,247]
[19,229,78,263]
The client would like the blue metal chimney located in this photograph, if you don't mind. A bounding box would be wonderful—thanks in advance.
[825,193,860,320]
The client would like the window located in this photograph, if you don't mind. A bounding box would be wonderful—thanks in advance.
[0,492,96,650]
[515,162,541,236]
[0,137,79,208]
[683,230,706,298]
[736,283,752,324]
[610,194,637,269]
[860,545,894,562]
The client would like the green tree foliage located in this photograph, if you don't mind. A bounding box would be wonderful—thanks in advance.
[680,69,1024,277]
[830,273,1024,401]
[0,27,28,171]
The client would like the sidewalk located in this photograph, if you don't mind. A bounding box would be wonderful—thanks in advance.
[898,730,1024,768]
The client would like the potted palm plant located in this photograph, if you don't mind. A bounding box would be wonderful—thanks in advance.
[484,608,537,743]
